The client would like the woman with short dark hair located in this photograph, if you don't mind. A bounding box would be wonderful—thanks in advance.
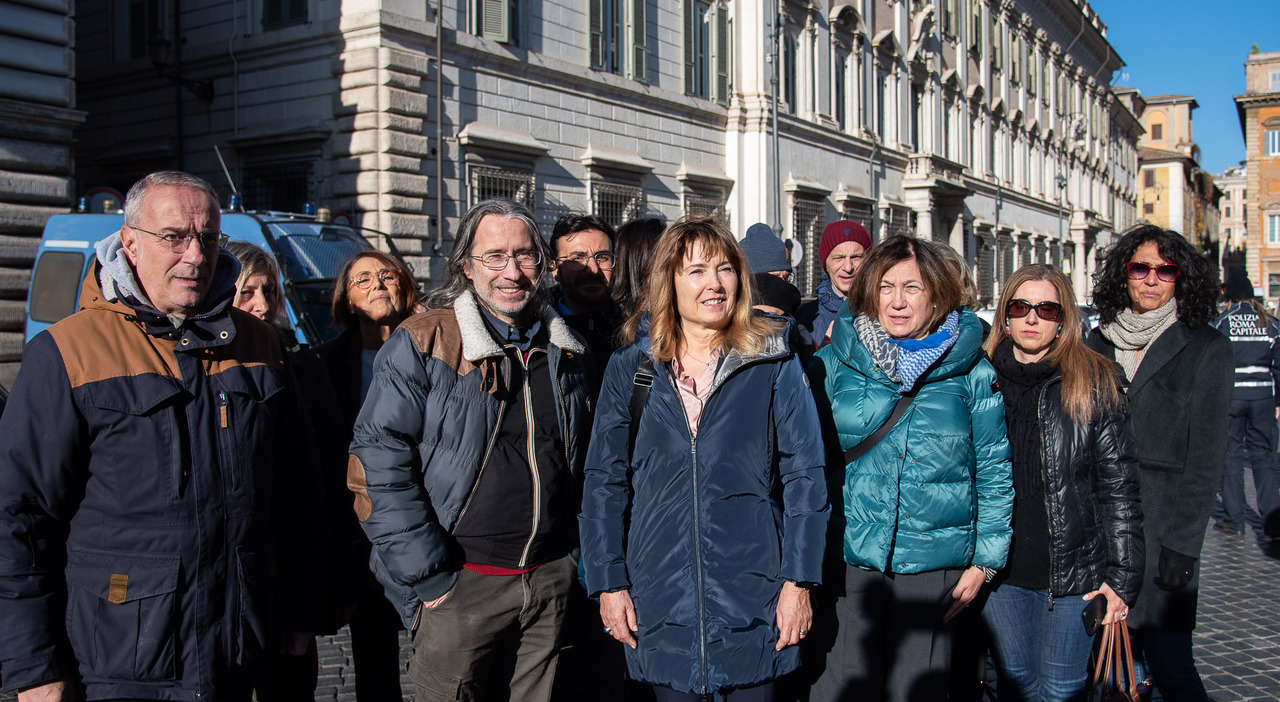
[1087,224,1232,702]
[581,216,828,701]
[809,235,1013,702]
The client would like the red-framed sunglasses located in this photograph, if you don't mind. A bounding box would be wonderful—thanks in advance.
[1005,299,1064,322]
[1126,261,1180,283]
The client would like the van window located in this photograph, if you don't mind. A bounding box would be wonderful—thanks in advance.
[29,251,87,323]
[265,222,370,281]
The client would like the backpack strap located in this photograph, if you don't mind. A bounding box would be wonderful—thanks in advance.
[628,355,656,458]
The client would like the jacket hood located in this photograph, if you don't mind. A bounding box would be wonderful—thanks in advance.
[829,305,985,387]
[453,288,586,361]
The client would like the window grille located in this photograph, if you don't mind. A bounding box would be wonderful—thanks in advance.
[998,235,1015,284]
[1035,238,1048,264]
[977,234,995,305]
[885,206,914,238]
[842,202,874,235]
[793,198,826,297]
[242,160,313,212]
[592,182,644,228]
[686,193,729,226]
[471,166,535,209]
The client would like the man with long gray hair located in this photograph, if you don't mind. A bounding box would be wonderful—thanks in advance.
[348,198,593,701]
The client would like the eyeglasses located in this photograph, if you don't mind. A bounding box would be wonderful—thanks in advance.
[471,251,542,270]
[349,269,399,290]
[1005,299,1064,322]
[1126,261,1180,283]
[555,251,615,270]
[130,226,228,253]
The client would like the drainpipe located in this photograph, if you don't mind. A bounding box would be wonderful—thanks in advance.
[434,0,445,254]
[770,0,782,234]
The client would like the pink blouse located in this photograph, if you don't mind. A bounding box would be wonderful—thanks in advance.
[672,353,719,437]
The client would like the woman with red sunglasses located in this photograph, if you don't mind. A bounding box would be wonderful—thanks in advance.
[979,264,1143,701]
[1087,225,1233,702]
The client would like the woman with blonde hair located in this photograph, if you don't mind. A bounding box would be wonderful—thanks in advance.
[580,216,828,701]
[980,263,1144,701]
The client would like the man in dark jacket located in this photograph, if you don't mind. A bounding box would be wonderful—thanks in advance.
[1210,268,1280,536]
[347,198,593,702]
[0,171,326,701]
[549,213,623,381]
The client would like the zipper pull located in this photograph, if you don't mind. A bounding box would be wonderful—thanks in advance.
[219,391,228,429]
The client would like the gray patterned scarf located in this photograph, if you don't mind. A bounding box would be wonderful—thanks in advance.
[1099,298,1178,382]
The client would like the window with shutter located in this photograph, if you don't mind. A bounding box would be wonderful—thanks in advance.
[590,0,605,69]
[479,0,511,44]
[632,0,648,81]
[713,5,730,105]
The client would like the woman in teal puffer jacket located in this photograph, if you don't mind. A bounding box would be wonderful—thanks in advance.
[807,235,1014,702]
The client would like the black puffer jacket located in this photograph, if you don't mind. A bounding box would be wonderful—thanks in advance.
[1020,369,1145,604]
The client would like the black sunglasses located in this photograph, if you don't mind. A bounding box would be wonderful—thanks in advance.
[1005,299,1064,322]
[1126,261,1180,283]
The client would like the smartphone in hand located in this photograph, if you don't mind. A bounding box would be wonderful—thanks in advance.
[1082,596,1107,636]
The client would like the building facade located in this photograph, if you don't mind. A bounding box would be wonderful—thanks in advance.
[1216,163,1249,287]
[1131,93,1222,271]
[1236,50,1280,302]
[68,0,1138,309]
[0,0,85,386]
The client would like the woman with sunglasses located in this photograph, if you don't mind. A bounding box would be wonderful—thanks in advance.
[981,264,1144,701]
[1087,225,1232,702]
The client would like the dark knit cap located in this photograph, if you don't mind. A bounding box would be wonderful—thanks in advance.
[818,220,872,266]
[1223,267,1255,301]
[753,272,802,316]
[740,223,790,274]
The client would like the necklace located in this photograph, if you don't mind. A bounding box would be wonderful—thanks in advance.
[681,349,716,368]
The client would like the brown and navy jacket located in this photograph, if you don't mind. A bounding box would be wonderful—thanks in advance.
[0,259,326,699]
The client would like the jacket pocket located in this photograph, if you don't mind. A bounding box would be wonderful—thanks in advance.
[234,547,278,665]
[85,376,188,502]
[214,366,285,495]
[65,548,181,682]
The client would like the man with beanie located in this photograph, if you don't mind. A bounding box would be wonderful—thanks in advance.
[1210,268,1280,539]
[796,219,872,350]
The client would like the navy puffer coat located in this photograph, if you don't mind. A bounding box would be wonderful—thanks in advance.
[580,324,829,695]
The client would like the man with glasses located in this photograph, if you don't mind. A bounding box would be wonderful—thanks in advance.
[0,171,325,701]
[549,213,622,385]
[348,198,593,702]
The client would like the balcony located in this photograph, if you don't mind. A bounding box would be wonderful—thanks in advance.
[904,153,972,201]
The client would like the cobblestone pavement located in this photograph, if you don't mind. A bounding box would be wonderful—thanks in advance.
[4,478,1276,702]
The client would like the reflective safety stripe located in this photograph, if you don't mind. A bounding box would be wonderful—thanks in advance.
[1236,365,1272,374]
[1235,381,1274,388]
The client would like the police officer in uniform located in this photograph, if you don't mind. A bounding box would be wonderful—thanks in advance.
[1210,268,1280,536]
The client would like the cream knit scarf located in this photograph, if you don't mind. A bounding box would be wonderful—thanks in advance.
[1099,298,1179,382]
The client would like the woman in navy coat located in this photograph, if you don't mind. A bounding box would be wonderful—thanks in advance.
[580,216,829,701]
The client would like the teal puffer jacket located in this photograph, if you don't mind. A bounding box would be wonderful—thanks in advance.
[812,307,1013,574]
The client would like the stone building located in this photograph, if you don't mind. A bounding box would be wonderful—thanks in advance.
[1216,163,1248,285]
[1235,50,1280,302]
[1130,93,1222,270]
[0,0,84,386]
[68,0,1139,307]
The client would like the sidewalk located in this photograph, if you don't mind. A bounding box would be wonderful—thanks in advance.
[1195,475,1280,702]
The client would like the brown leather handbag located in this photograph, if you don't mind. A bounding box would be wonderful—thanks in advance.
[1089,620,1140,702]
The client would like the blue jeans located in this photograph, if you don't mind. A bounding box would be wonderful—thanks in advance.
[981,585,1094,702]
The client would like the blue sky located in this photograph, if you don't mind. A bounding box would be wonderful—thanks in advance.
[1091,0,1280,175]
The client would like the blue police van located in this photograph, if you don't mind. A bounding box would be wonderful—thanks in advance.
[26,206,387,348]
